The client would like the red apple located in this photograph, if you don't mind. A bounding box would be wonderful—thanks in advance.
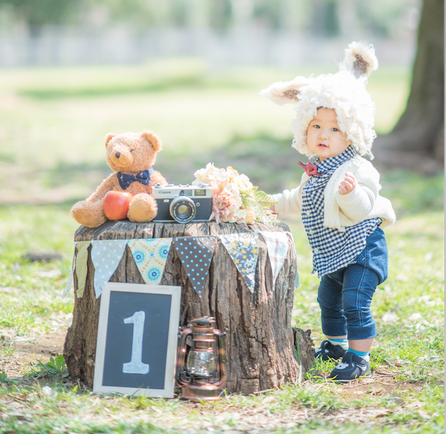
[103,191,133,220]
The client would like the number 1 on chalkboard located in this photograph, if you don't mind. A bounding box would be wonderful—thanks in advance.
[123,311,150,374]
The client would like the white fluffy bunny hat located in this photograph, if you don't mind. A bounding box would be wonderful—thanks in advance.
[260,42,378,159]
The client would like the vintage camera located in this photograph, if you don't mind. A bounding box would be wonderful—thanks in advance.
[152,183,213,224]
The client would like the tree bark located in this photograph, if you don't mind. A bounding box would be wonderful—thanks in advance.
[63,220,314,395]
[373,0,444,171]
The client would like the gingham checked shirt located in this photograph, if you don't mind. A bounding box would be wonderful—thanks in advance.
[302,146,380,277]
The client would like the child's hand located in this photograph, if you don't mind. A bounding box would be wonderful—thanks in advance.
[338,172,356,195]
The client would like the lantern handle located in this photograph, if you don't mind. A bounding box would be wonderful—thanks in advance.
[213,328,227,388]
[176,326,192,386]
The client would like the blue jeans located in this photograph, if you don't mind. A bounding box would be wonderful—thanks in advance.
[317,228,388,340]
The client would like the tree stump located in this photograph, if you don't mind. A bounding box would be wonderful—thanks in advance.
[63,220,314,395]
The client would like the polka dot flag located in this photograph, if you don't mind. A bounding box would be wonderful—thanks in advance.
[173,236,216,297]
[128,238,172,285]
[91,240,128,298]
[219,233,259,293]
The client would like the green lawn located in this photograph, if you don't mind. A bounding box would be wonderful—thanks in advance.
[0,58,410,202]
[0,60,443,433]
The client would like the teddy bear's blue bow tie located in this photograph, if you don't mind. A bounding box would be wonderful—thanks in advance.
[117,167,154,190]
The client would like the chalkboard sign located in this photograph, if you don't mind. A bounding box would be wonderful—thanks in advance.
[93,283,181,397]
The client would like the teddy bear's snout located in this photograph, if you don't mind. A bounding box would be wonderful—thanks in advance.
[109,148,133,168]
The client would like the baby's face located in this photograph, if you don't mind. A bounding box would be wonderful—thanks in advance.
[307,108,350,161]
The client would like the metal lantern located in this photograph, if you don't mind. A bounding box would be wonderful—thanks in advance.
[176,316,227,402]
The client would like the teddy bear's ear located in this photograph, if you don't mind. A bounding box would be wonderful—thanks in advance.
[141,131,162,152]
[105,133,115,147]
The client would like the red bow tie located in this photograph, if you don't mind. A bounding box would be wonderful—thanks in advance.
[298,161,322,177]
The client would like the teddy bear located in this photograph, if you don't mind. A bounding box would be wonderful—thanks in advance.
[71,130,167,228]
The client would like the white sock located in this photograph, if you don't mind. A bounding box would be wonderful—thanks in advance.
[347,348,370,362]
[328,338,348,351]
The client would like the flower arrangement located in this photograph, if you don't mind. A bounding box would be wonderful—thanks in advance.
[192,163,277,224]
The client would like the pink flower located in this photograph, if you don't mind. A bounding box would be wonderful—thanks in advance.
[193,163,271,224]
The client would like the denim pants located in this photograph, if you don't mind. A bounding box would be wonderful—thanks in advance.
[317,228,388,341]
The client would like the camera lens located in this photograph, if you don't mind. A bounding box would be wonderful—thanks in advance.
[169,196,196,223]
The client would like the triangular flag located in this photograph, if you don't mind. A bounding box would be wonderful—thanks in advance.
[173,236,215,297]
[219,233,259,293]
[91,240,128,298]
[285,231,299,288]
[286,231,296,247]
[64,248,76,298]
[128,238,172,285]
[75,241,90,298]
[197,236,217,254]
[260,231,289,289]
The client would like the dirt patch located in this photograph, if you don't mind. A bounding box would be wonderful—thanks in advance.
[1,329,424,400]
[334,370,425,399]
[0,330,67,378]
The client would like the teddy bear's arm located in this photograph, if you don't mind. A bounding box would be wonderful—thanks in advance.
[150,171,167,188]
[71,174,120,228]
[84,174,119,202]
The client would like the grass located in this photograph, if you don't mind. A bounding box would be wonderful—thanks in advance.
[0,58,409,203]
[0,177,442,434]
[24,355,69,380]
[0,59,443,433]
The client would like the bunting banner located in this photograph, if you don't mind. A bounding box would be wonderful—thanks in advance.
[260,231,289,289]
[128,238,172,285]
[65,231,294,300]
[173,236,216,297]
[91,240,128,298]
[75,241,90,298]
[219,233,259,293]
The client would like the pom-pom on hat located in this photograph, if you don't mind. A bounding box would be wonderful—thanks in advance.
[259,42,378,159]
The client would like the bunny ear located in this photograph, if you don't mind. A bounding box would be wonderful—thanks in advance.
[341,41,378,79]
[259,76,309,105]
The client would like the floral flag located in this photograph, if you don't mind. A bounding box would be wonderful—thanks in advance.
[128,238,172,285]
[173,236,216,297]
[259,231,289,289]
[219,233,259,293]
[91,240,128,298]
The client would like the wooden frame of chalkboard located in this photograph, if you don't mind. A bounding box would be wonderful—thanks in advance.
[93,282,181,397]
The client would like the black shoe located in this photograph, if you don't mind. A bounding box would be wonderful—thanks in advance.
[315,340,347,361]
[328,351,371,382]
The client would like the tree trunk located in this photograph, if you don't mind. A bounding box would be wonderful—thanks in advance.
[373,0,444,171]
[63,220,314,395]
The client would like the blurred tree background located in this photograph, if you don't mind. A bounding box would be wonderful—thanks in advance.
[0,0,422,66]
[374,0,444,170]
[0,0,421,37]
[0,0,442,205]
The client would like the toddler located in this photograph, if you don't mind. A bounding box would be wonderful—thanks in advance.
[260,42,396,382]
